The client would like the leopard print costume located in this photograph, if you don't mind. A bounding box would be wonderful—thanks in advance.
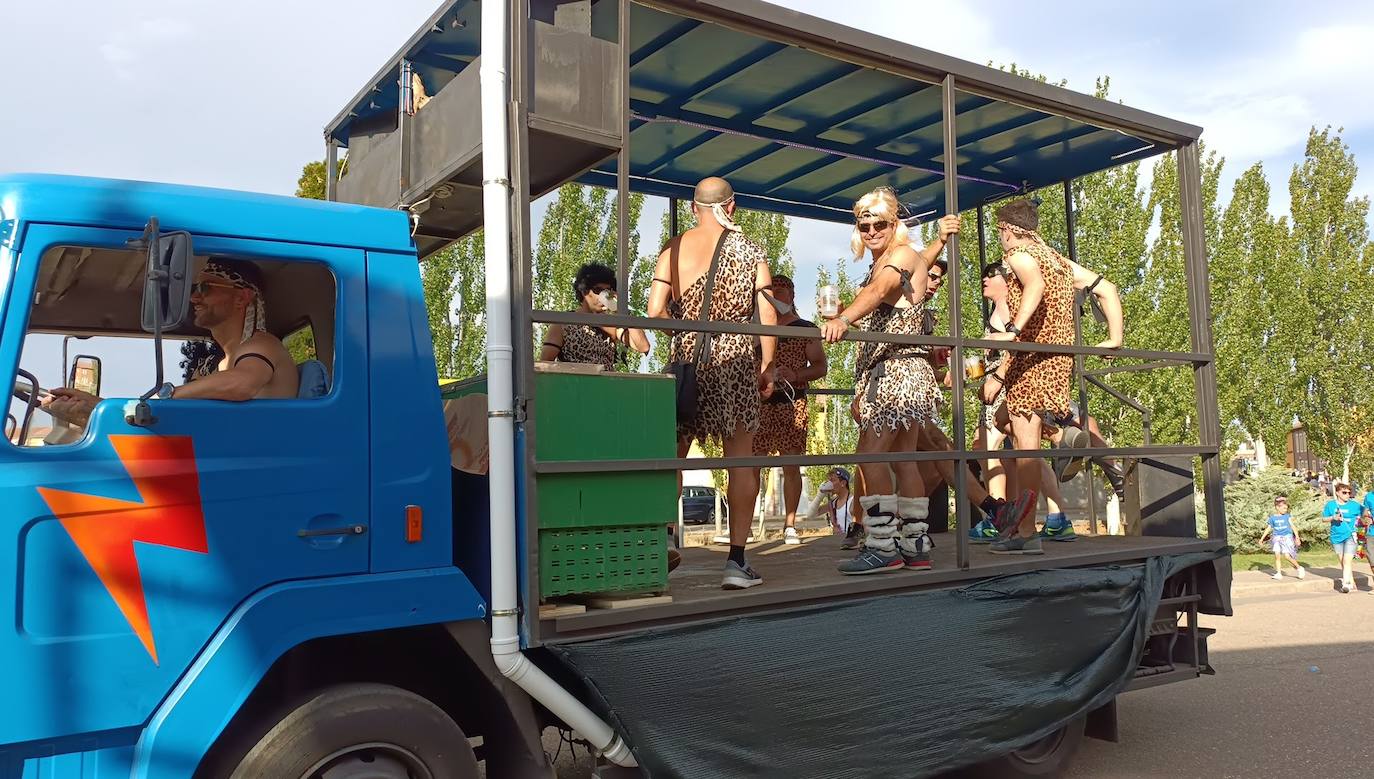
[1004,243,1075,417]
[853,264,941,435]
[753,318,815,455]
[669,231,764,444]
[552,321,617,370]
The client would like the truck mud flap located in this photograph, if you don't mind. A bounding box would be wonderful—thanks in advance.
[549,550,1225,779]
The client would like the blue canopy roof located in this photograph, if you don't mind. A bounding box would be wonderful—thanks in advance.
[327,0,1200,224]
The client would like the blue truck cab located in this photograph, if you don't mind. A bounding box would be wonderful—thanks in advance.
[0,174,539,778]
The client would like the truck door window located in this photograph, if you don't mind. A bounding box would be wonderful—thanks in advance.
[7,246,337,447]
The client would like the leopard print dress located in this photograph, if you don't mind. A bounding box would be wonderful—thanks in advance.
[753,318,815,456]
[669,231,764,444]
[853,263,941,435]
[1004,243,1075,417]
[554,321,616,370]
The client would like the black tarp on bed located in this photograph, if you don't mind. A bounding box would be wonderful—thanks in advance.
[550,551,1227,778]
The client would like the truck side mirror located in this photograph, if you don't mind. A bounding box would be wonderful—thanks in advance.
[69,355,102,397]
[140,229,194,333]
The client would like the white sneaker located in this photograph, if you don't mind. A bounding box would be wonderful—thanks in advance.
[783,527,801,545]
[1272,571,1283,581]
[1297,567,1306,579]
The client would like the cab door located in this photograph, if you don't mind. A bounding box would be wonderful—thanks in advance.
[0,225,369,745]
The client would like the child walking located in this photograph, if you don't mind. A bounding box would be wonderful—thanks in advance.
[1260,495,1304,580]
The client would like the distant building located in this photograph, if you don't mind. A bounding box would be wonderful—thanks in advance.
[1286,422,1324,474]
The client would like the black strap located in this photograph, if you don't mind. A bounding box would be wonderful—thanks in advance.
[234,352,275,373]
[1081,274,1107,323]
[688,230,730,366]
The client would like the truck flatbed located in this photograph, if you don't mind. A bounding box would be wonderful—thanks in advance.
[544,533,1226,640]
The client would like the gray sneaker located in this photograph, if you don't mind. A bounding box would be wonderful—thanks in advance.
[990,534,1045,555]
[722,560,764,590]
[837,547,905,575]
[1053,427,1090,482]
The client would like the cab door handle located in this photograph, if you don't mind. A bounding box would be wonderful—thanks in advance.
[297,524,368,538]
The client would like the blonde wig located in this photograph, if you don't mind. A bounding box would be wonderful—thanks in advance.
[850,188,911,261]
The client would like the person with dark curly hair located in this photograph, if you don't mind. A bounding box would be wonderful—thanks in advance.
[539,262,649,368]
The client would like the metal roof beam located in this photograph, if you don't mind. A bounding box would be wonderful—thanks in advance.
[409,51,473,71]
[651,41,788,114]
[630,17,702,66]
[732,63,866,123]
[641,128,721,175]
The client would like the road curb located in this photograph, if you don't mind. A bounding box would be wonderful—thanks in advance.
[1233,573,1373,598]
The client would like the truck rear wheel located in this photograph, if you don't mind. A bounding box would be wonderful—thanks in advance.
[226,683,480,779]
[970,715,1085,778]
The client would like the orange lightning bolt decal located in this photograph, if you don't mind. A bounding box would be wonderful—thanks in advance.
[36,435,209,664]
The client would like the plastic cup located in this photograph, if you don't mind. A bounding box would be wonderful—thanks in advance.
[818,285,840,318]
[965,355,985,380]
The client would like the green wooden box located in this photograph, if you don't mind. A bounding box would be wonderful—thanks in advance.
[532,370,677,530]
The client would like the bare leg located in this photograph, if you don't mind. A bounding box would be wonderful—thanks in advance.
[1342,549,1355,589]
[1041,460,1064,516]
[782,464,802,529]
[1009,411,1045,538]
[722,428,760,549]
[857,427,896,496]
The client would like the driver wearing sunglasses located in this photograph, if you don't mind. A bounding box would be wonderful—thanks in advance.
[42,258,299,427]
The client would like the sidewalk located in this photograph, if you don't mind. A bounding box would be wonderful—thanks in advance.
[1232,565,1374,597]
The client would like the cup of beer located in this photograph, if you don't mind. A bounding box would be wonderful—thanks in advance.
[965,355,986,380]
[818,285,840,318]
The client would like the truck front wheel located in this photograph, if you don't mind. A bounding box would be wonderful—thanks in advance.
[225,683,480,779]
[971,715,1085,778]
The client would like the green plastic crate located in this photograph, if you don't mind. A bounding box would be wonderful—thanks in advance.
[533,371,677,530]
[539,525,668,597]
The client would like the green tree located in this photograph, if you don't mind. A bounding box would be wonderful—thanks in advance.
[296,161,327,200]
[1285,127,1374,481]
[294,159,486,379]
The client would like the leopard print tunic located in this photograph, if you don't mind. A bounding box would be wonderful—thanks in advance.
[669,231,764,444]
[853,264,941,435]
[1004,243,1075,417]
[753,318,815,456]
[554,321,616,370]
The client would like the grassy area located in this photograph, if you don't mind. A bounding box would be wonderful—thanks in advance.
[1232,549,1342,573]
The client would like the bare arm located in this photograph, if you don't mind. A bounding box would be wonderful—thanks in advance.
[755,260,777,370]
[794,337,828,383]
[822,245,926,343]
[540,324,565,362]
[1004,249,1044,333]
[623,327,651,355]
[918,214,961,267]
[1068,260,1124,349]
[647,247,674,319]
[173,352,274,401]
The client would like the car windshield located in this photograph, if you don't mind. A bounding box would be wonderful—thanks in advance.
[682,487,713,498]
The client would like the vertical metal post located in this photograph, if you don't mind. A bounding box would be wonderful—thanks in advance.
[942,75,969,571]
[1064,180,1097,534]
[398,59,413,202]
[976,206,988,323]
[325,138,339,202]
[1178,143,1225,541]
[508,0,541,643]
[615,0,631,318]
[669,196,680,237]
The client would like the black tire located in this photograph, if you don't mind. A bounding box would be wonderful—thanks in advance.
[969,716,1086,778]
[225,683,480,779]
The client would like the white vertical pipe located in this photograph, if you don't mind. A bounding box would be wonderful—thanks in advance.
[481,0,635,768]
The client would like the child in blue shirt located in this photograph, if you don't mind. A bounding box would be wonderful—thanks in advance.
[1260,495,1303,580]
[1323,483,1362,593]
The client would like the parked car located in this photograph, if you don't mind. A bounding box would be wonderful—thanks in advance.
[681,486,728,524]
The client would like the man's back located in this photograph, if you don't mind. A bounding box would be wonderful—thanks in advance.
[663,225,727,299]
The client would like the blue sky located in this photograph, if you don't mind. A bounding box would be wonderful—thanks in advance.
[3,0,1373,419]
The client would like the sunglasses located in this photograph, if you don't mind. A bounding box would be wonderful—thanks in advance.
[856,220,890,234]
[190,280,237,295]
[982,266,1009,280]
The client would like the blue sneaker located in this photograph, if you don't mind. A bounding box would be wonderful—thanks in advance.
[969,518,1000,544]
[1039,514,1077,542]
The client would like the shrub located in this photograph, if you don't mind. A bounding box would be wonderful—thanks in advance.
[1222,467,1326,553]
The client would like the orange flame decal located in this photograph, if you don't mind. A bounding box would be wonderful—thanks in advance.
[36,435,209,664]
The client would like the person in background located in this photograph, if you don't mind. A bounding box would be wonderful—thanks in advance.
[1323,483,1361,593]
[823,468,853,537]
[1260,495,1304,581]
[754,274,827,545]
[1356,506,1374,594]
[540,262,650,368]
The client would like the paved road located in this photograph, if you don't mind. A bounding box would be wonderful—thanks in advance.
[542,583,1374,777]
[1066,587,1374,778]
